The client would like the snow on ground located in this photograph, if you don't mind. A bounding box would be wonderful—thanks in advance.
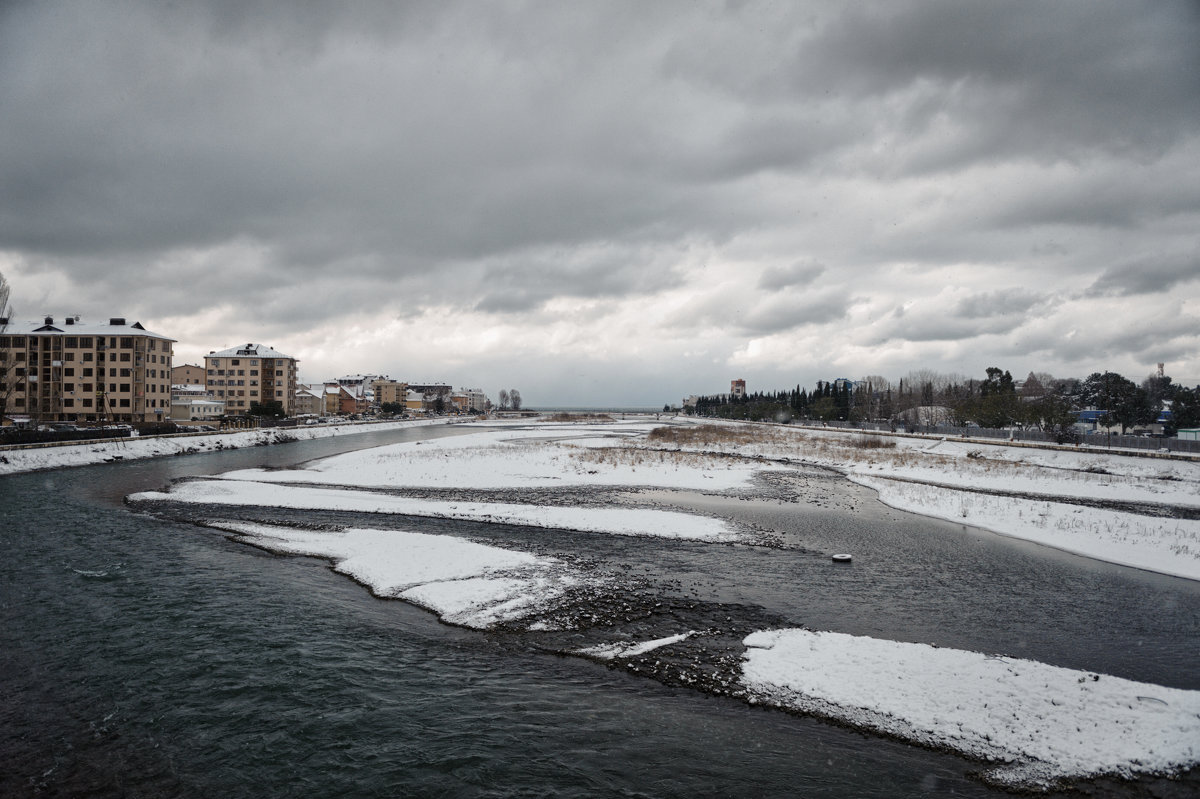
[215,521,590,629]
[637,420,1200,580]
[212,422,774,492]
[130,478,735,540]
[123,420,1200,788]
[0,418,451,476]
[741,628,1200,788]
[854,475,1200,581]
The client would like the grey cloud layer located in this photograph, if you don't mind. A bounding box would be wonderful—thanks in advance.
[1,0,1197,398]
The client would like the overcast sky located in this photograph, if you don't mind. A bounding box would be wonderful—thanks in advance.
[2,1,1198,406]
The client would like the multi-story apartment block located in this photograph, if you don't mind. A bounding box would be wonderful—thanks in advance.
[459,387,487,413]
[171,363,206,386]
[371,378,408,407]
[0,315,174,424]
[204,343,298,415]
[731,378,747,398]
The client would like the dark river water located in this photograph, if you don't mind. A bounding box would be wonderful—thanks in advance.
[2,425,1198,798]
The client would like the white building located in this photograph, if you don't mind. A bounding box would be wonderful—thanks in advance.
[459,387,488,413]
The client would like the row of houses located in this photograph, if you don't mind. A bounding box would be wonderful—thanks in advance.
[0,314,489,426]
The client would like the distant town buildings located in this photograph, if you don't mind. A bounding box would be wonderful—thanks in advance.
[731,378,746,398]
[1,313,492,426]
[0,315,174,424]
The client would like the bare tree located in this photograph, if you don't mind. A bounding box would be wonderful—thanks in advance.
[509,389,522,411]
[497,389,510,410]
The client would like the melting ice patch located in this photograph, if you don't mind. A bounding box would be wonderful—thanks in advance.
[741,628,1200,788]
[132,480,735,541]
[216,522,590,629]
[578,631,697,660]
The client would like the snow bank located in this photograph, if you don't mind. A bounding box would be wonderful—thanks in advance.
[0,418,450,476]
[131,479,736,541]
[214,422,769,491]
[637,422,1200,581]
[216,521,588,629]
[854,475,1200,580]
[742,628,1200,788]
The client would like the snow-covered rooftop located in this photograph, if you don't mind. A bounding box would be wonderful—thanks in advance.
[206,342,294,360]
[7,315,175,341]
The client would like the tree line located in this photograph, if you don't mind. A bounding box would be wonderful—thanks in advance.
[678,368,1200,440]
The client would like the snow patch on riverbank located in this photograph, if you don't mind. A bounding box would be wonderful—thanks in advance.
[216,521,589,629]
[213,423,772,491]
[741,628,1200,788]
[131,478,736,540]
[640,420,1200,580]
[854,475,1200,581]
[0,418,450,475]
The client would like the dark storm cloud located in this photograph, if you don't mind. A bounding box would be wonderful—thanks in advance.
[739,291,851,335]
[757,262,825,291]
[953,289,1044,320]
[1086,252,1200,298]
[0,0,1197,397]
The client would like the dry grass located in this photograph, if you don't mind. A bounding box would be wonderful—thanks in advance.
[850,434,897,450]
[542,412,615,423]
[570,444,720,470]
[645,424,774,446]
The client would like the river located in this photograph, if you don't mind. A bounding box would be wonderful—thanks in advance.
[2,425,1197,797]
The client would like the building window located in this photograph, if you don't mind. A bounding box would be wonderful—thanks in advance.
[64,368,74,376]
[231,359,240,366]
[83,383,93,392]
[120,369,131,377]
[82,368,92,377]
[120,337,133,348]
[80,337,92,347]
[82,399,92,407]
[83,352,93,361]
[65,337,78,347]
[119,399,130,407]
[120,352,131,362]
[65,383,74,392]
[64,399,74,407]
[119,384,130,392]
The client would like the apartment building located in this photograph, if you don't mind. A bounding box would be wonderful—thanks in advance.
[171,363,206,386]
[204,343,299,415]
[0,315,174,424]
[459,387,488,413]
[371,378,408,407]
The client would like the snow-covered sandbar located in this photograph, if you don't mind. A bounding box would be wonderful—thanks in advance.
[742,628,1200,788]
